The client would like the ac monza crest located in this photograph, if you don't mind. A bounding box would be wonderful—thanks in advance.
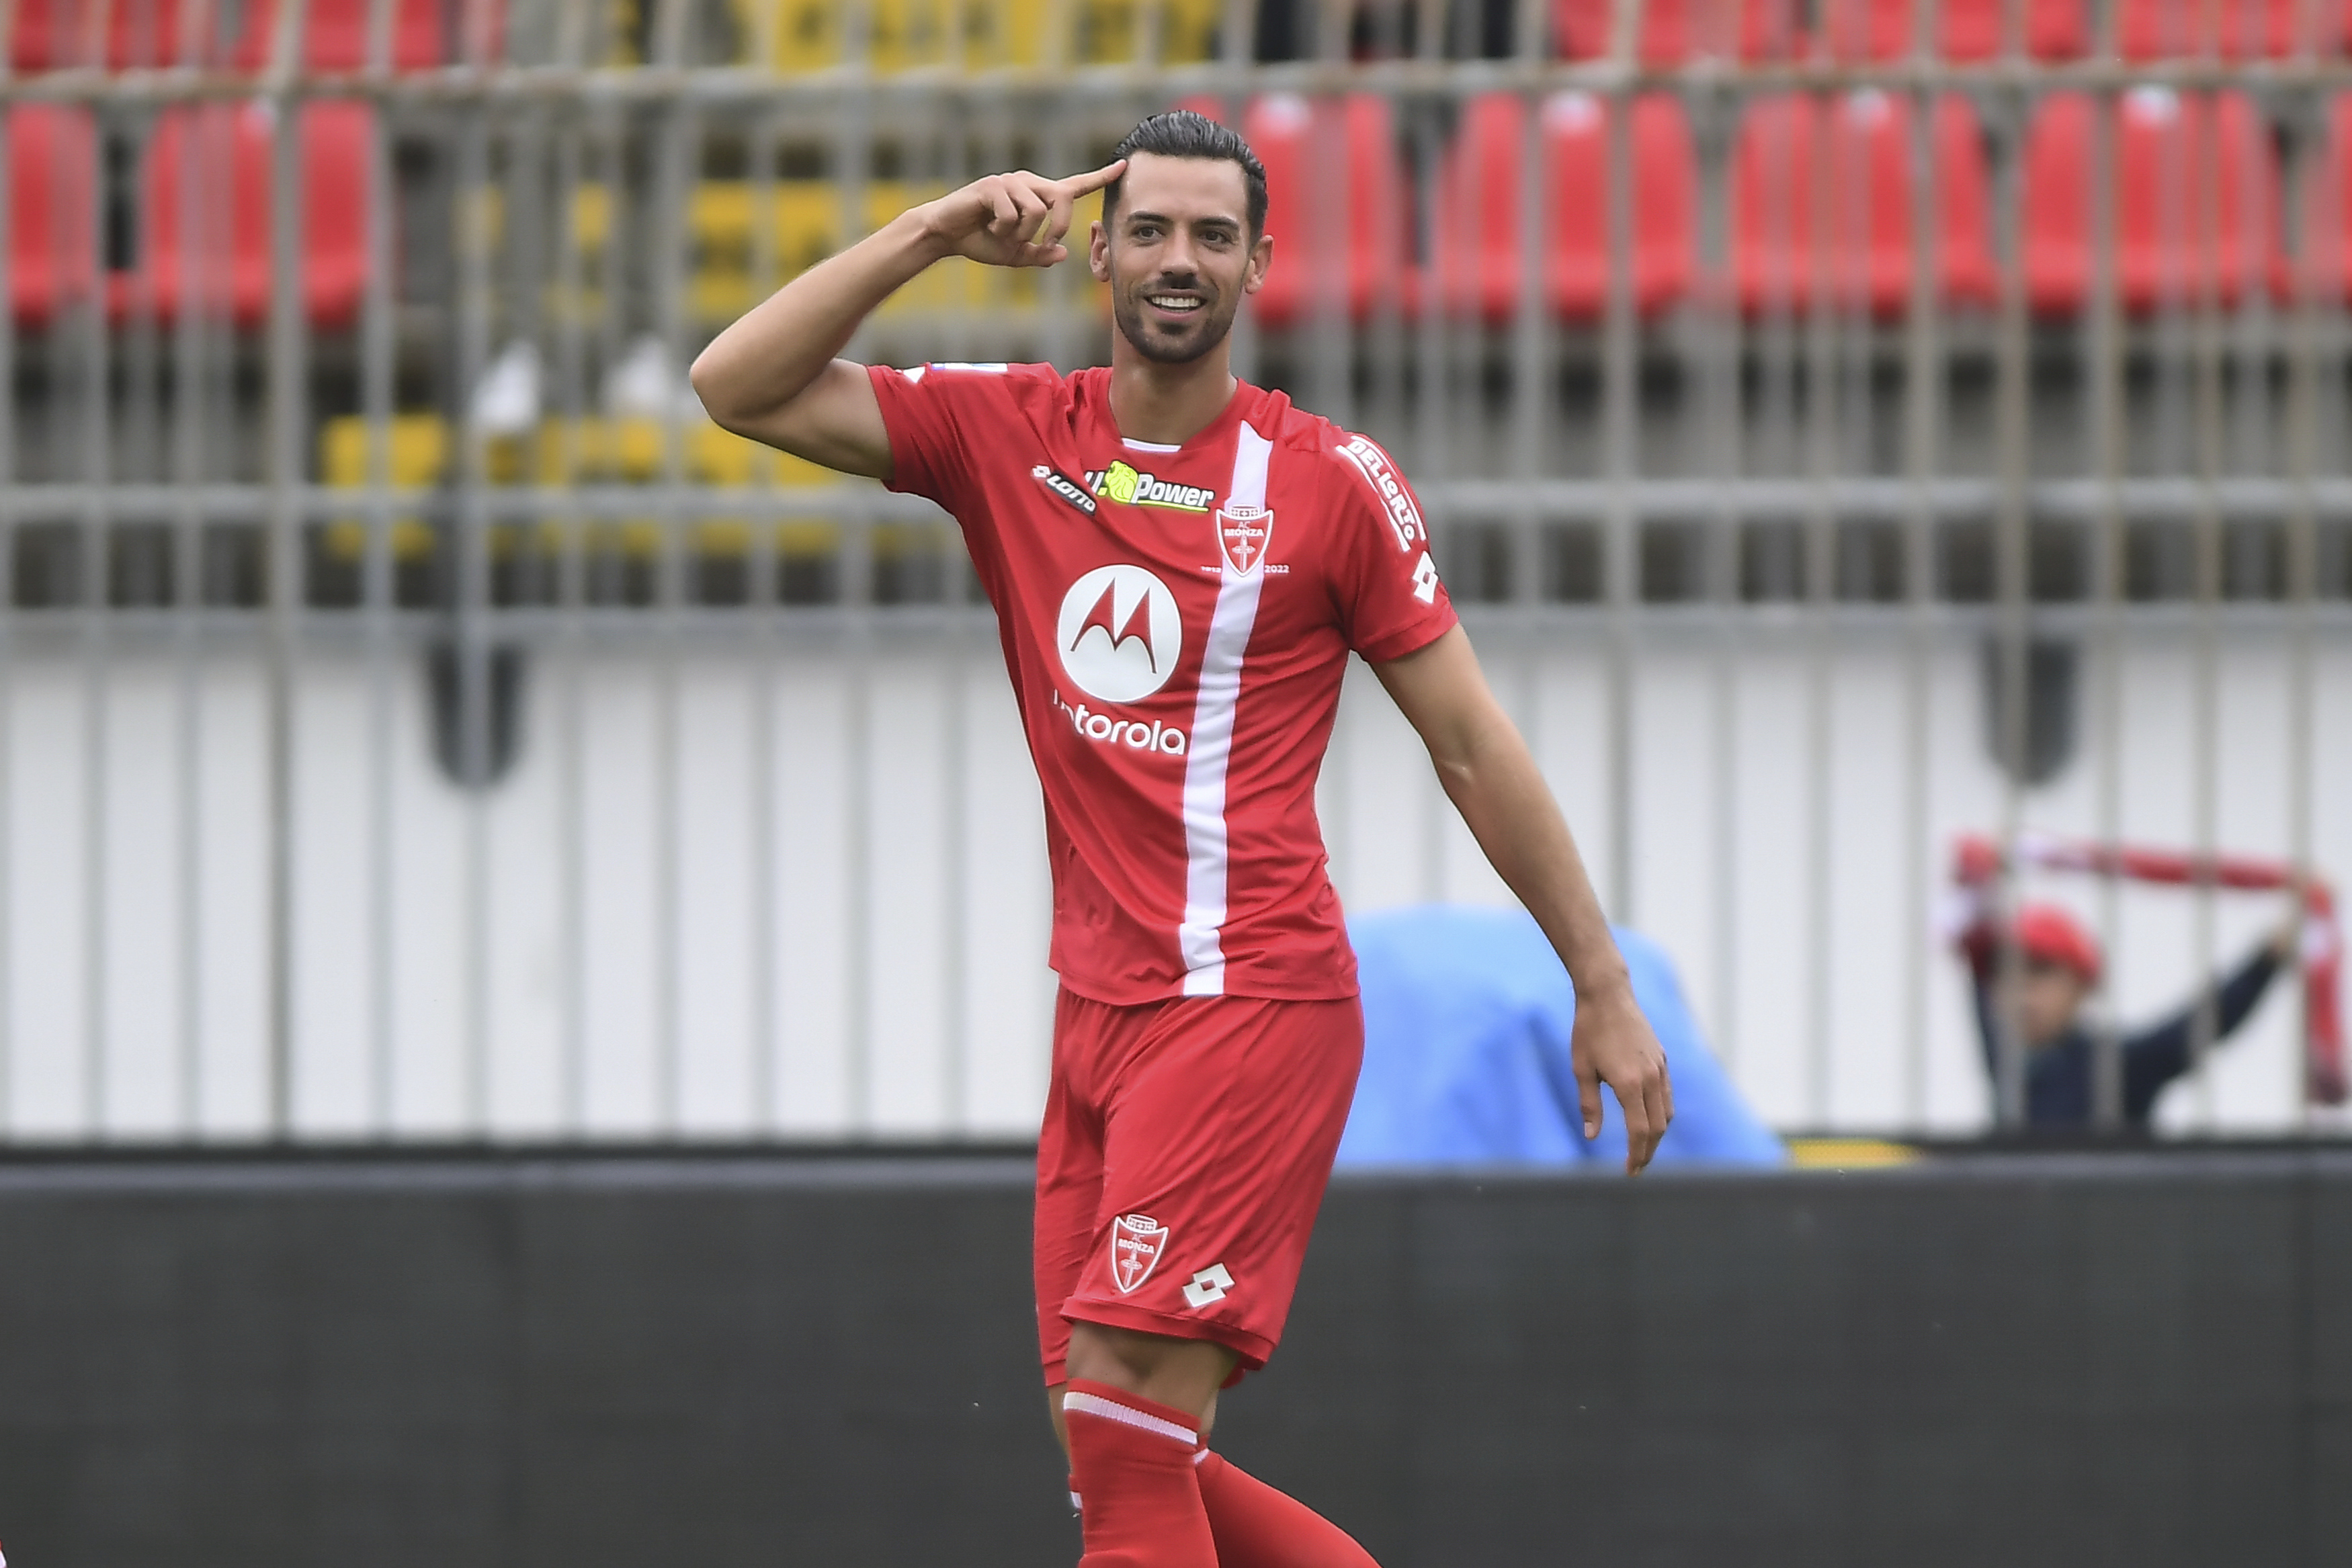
[1216,505,1273,576]
[1109,1213,1171,1294]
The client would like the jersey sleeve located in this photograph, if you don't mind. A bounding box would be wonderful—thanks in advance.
[1325,432,1459,661]
[865,360,1049,518]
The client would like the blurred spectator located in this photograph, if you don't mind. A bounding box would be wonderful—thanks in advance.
[1956,901,2296,1128]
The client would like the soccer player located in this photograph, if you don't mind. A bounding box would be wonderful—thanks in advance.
[692,110,1672,1568]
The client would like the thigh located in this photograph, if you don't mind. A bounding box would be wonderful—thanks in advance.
[1034,988,1124,1385]
[1062,994,1365,1379]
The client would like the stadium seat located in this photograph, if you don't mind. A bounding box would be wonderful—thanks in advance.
[11,0,182,67]
[1542,91,1696,319]
[1433,92,1695,324]
[11,0,455,69]
[233,0,454,68]
[1552,0,1804,61]
[1822,0,2090,59]
[1730,91,1997,315]
[125,100,376,329]
[1240,93,1413,327]
[8,105,99,327]
[2023,88,2283,315]
[2115,0,2346,59]
[2297,93,2352,298]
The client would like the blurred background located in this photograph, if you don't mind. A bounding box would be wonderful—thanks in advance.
[2,6,2350,1564]
[3,0,2347,1147]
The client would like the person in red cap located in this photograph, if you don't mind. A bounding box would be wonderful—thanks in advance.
[1957,900,2297,1127]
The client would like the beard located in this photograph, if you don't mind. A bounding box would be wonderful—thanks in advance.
[1110,282,1241,365]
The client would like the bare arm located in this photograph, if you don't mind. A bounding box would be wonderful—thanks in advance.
[688,161,1125,479]
[1371,625,1674,1172]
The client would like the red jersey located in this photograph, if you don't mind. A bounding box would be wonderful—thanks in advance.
[868,362,1458,1004]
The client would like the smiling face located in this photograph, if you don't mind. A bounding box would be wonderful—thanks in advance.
[1091,151,1273,365]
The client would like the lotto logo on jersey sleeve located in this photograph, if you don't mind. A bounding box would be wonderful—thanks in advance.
[1335,435,1427,552]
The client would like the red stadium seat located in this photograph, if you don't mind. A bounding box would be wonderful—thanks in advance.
[1234,94,1413,328]
[9,0,181,67]
[1552,0,1804,62]
[1433,92,1695,324]
[2115,0,2347,59]
[1823,0,2090,58]
[2295,93,2352,299]
[123,100,376,329]
[11,0,456,69]
[2023,88,2283,315]
[232,0,454,69]
[1730,91,1997,315]
[1543,92,1696,319]
[8,104,99,326]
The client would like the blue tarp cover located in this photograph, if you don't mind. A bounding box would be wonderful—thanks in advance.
[1338,905,1784,1168]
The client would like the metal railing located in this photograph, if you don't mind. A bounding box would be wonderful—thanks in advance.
[1,0,2346,1142]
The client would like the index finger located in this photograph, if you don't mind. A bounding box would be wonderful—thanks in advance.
[1057,159,1128,199]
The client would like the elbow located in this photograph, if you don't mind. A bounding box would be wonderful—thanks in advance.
[685,350,734,427]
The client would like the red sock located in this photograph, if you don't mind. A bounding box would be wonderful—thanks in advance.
[1194,1449,1381,1568]
[1062,1379,1218,1568]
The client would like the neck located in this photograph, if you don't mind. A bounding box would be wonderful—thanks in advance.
[1107,337,1238,447]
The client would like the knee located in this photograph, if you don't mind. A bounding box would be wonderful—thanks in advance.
[1066,1320,1235,1417]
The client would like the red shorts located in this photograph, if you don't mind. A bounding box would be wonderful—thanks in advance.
[1034,987,1363,1386]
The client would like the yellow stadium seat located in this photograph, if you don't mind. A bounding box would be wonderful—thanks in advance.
[1159,0,1222,60]
[870,0,957,67]
[322,412,449,489]
[738,0,843,68]
[688,179,842,322]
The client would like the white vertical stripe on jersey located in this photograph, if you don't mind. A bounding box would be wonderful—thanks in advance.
[1178,423,1274,996]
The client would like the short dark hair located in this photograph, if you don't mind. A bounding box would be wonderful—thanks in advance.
[1103,111,1269,238]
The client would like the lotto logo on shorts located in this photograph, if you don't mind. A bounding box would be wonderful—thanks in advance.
[1183,1264,1234,1310]
[1109,1213,1170,1293]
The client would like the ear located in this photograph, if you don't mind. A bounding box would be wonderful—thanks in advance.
[1241,232,1273,296]
[1088,220,1111,282]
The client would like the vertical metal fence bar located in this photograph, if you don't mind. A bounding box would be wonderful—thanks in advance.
[1409,42,1447,907]
[171,48,211,1137]
[2088,81,2126,1132]
[77,89,113,1139]
[749,94,784,1137]
[0,52,14,1138]
[554,99,595,1138]
[843,0,878,1135]
[1601,0,1639,923]
[1511,0,1546,617]
[362,0,400,1136]
[1802,83,1837,1129]
[2187,98,2224,1127]
[651,0,696,1139]
[1900,58,1944,1132]
[1991,83,2033,1133]
[2286,98,2322,1128]
[1702,89,1742,1077]
[452,57,495,1137]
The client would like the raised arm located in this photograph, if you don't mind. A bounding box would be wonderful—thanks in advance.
[688,161,1125,479]
[1370,625,1674,1173]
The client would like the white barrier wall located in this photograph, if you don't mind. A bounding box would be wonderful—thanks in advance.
[2,611,2345,1143]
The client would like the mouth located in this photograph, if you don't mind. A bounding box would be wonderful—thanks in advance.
[1143,291,1207,320]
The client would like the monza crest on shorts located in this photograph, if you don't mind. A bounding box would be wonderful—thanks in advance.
[1216,505,1273,576]
[1109,1213,1171,1294]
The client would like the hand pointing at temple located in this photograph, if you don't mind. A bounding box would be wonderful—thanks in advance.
[914,162,1128,270]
